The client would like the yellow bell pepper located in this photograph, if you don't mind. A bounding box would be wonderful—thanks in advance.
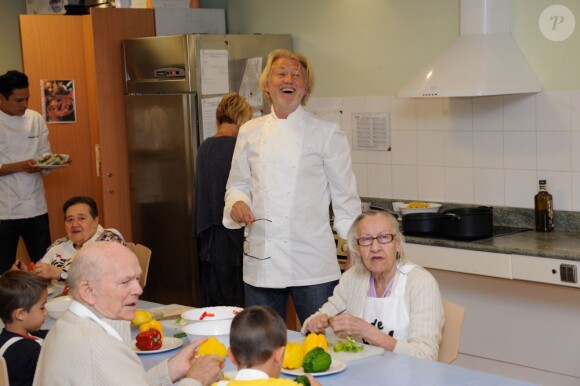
[139,319,164,338]
[197,337,227,359]
[282,342,304,369]
[131,310,153,325]
[302,333,328,355]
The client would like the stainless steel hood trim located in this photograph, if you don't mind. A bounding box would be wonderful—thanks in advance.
[397,0,542,98]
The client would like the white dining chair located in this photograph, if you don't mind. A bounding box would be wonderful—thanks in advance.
[0,356,9,386]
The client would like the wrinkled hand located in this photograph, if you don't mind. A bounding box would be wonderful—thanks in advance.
[328,313,367,339]
[306,313,331,334]
[34,262,63,280]
[186,353,224,386]
[230,201,254,225]
[168,338,224,385]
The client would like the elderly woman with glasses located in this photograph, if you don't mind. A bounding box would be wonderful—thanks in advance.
[302,210,444,360]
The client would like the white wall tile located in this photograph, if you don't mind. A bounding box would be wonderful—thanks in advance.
[417,131,445,166]
[504,93,536,131]
[352,163,368,197]
[473,131,504,168]
[536,132,572,172]
[572,172,580,211]
[537,171,572,211]
[444,98,473,131]
[418,166,446,201]
[572,132,580,171]
[365,96,391,113]
[417,98,444,131]
[367,164,392,198]
[572,92,580,131]
[392,165,418,199]
[504,132,536,170]
[367,149,391,165]
[537,91,572,132]
[474,168,505,206]
[391,131,418,165]
[473,96,503,131]
[391,98,416,131]
[504,169,537,208]
[445,167,474,204]
[444,131,473,167]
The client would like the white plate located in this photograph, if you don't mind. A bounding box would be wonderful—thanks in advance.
[38,164,67,169]
[133,337,183,355]
[281,359,347,377]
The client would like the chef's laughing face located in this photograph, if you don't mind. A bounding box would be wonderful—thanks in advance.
[65,203,100,248]
[264,57,309,119]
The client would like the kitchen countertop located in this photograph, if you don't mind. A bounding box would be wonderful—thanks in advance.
[405,230,580,262]
[366,197,580,262]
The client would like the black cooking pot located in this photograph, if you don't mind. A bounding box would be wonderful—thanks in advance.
[443,207,493,240]
[402,212,446,237]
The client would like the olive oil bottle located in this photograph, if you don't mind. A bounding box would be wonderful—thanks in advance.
[534,179,554,232]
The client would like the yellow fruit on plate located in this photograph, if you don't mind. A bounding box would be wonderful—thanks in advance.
[282,342,303,369]
[302,333,328,355]
[197,337,227,359]
[139,319,164,338]
[131,310,153,325]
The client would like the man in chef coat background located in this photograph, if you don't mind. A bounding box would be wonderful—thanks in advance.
[223,49,361,324]
[0,70,52,273]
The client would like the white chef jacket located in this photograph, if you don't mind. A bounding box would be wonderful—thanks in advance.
[0,108,51,219]
[223,106,361,288]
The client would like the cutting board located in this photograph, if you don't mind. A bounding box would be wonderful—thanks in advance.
[149,304,193,320]
[327,339,385,363]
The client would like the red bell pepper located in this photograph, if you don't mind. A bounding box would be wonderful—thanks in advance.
[135,329,162,351]
[199,311,215,320]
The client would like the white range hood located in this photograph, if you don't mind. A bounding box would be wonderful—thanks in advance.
[397,0,542,98]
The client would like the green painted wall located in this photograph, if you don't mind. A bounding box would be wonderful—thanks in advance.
[3,1,579,93]
[0,1,27,73]
[201,0,580,96]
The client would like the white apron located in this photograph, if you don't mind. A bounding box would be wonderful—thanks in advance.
[363,264,416,340]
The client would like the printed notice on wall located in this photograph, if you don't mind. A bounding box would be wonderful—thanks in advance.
[200,49,229,96]
[238,57,263,113]
[201,96,222,140]
[353,113,390,151]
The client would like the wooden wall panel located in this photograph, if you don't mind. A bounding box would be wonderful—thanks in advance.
[88,9,155,239]
[20,15,97,242]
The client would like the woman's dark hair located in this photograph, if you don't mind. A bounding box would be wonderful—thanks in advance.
[0,271,50,323]
[0,70,29,99]
[63,196,99,219]
[229,306,287,367]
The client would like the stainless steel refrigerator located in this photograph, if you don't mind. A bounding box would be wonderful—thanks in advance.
[122,34,292,306]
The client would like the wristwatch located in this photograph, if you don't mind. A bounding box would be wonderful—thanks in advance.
[60,271,69,281]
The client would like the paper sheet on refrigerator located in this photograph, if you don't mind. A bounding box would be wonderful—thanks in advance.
[201,97,221,140]
[200,49,229,96]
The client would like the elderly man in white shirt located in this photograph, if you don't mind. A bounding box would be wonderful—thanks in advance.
[0,70,52,273]
[223,49,361,324]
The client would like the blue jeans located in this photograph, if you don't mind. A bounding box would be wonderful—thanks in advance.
[245,281,338,325]
[0,213,51,273]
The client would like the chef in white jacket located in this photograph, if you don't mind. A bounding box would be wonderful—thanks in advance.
[223,49,361,324]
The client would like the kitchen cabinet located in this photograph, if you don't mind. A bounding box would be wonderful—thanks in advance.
[19,9,156,241]
[406,243,580,385]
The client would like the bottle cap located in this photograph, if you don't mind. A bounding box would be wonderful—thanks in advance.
[539,179,546,185]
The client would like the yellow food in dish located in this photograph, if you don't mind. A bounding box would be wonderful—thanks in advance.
[197,337,227,359]
[407,201,429,208]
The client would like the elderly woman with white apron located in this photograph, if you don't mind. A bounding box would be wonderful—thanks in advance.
[302,210,444,360]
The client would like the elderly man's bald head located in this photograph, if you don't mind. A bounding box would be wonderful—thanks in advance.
[68,241,143,320]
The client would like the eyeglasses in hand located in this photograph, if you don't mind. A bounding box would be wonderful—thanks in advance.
[356,233,395,246]
[244,218,272,260]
